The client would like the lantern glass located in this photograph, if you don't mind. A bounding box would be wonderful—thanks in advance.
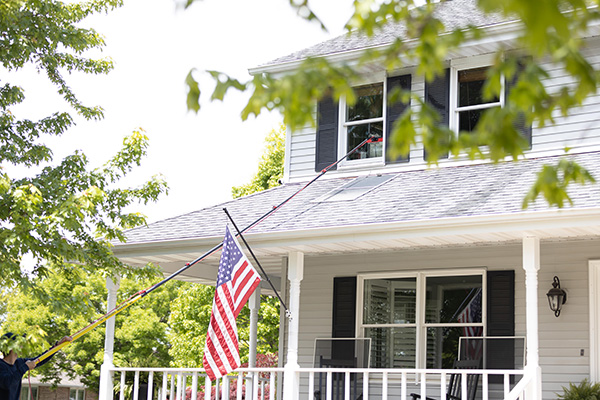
[546,276,567,317]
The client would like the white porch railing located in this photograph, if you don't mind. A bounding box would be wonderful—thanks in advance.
[108,366,533,400]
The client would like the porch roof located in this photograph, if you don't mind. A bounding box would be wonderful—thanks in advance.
[113,151,600,283]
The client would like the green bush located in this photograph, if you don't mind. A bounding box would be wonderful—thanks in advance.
[558,380,600,400]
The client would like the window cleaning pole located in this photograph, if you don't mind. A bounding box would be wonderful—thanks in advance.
[35,135,382,363]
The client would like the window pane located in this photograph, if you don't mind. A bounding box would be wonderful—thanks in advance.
[70,389,77,400]
[363,278,417,324]
[425,275,482,324]
[458,67,498,107]
[458,108,484,132]
[365,327,416,368]
[347,83,383,122]
[426,326,482,369]
[347,122,383,160]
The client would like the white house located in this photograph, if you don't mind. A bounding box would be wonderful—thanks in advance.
[106,1,600,399]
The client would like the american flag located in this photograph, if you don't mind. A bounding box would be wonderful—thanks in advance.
[457,288,483,360]
[202,226,261,381]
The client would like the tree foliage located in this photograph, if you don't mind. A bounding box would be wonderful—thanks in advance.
[0,267,182,391]
[186,0,600,208]
[0,0,168,288]
[231,124,285,199]
[167,283,280,368]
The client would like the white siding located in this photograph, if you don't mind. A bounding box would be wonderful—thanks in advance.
[285,37,600,182]
[293,238,597,399]
[287,111,317,180]
[534,44,600,153]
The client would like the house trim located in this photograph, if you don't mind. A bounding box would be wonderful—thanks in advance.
[113,207,600,260]
[589,260,600,382]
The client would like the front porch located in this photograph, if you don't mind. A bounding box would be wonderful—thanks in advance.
[105,234,565,400]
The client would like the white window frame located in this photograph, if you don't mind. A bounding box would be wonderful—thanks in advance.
[449,54,505,136]
[69,388,85,400]
[357,268,487,369]
[338,72,387,168]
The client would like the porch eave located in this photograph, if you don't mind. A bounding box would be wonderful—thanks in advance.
[113,206,600,268]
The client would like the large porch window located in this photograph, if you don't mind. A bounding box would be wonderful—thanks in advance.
[358,270,485,369]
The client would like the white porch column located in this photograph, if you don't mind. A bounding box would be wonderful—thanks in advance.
[283,251,304,400]
[98,276,120,400]
[523,237,542,400]
[248,286,261,368]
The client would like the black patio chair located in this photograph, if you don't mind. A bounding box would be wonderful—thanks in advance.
[410,359,481,400]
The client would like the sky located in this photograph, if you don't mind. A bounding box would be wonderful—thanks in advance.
[10,0,354,223]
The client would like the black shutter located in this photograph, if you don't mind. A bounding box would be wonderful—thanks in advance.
[424,68,450,160]
[331,277,357,373]
[486,270,515,378]
[505,61,533,148]
[332,277,357,338]
[386,74,412,164]
[315,94,339,172]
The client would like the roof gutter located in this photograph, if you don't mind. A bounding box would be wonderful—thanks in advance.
[112,207,600,258]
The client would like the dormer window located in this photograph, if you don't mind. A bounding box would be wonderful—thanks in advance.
[344,83,384,161]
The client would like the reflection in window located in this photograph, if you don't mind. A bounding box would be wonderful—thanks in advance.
[426,275,483,368]
[346,83,384,160]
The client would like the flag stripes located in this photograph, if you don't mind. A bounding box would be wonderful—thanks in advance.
[203,226,261,381]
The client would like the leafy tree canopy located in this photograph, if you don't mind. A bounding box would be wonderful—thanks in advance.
[186,0,600,208]
[0,0,168,289]
[1,266,182,391]
[231,124,285,199]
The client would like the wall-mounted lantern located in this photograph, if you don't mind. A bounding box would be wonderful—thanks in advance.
[546,276,567,317]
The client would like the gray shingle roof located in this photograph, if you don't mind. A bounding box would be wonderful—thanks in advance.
[262,0,511,67]
[122,151,600,245]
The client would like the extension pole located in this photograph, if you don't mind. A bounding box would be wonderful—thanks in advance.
[36,135,381,363]
[223,207,289,315]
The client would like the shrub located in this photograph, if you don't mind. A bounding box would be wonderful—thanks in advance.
[558,379,600,400]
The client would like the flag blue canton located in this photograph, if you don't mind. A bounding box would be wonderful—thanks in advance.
[216,227,243,287]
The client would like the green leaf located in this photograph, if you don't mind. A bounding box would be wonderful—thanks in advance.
[185,69,201,113]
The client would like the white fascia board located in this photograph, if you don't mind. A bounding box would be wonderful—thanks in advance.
[113,207,600,258]
[242,207,600,247]
[248,20,524,76]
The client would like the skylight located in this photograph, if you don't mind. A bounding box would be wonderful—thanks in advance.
[316,175,394,202]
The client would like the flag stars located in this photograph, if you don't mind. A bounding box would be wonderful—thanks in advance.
[216,227,243,287]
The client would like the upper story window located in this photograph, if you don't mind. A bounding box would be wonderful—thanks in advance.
[315,75,411,173]
[455,66,502,133]
[344,83,384,161]
[425,55,531,161]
